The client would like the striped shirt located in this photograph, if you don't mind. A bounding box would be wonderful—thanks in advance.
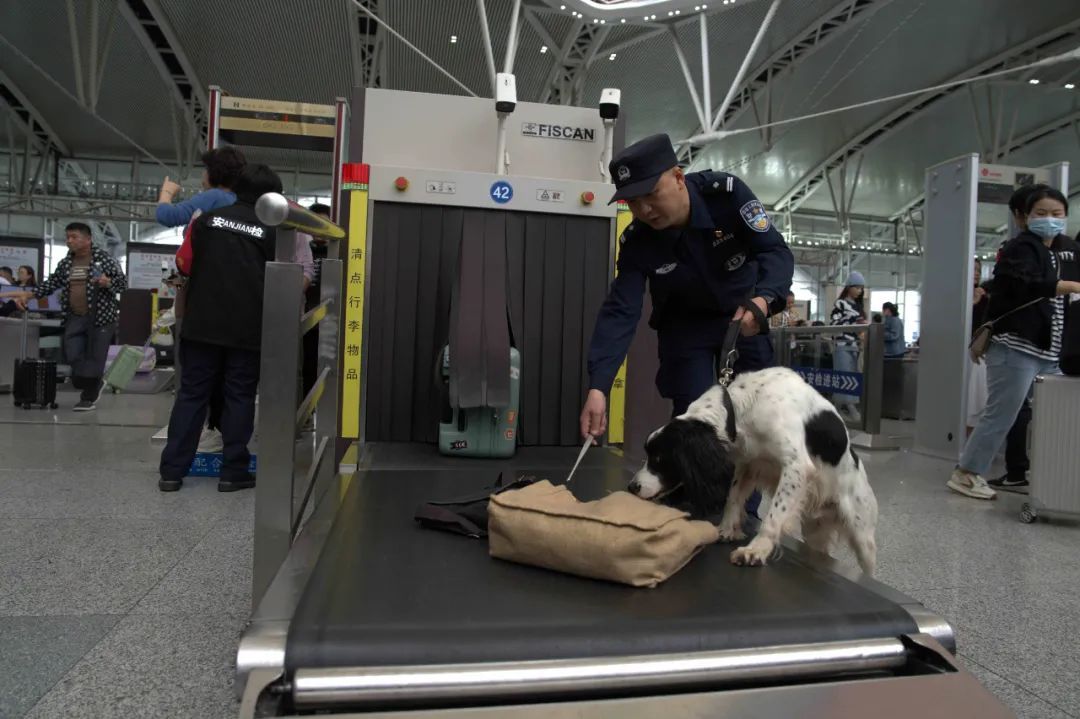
[993,250,1063,361]
[831,297,863,344]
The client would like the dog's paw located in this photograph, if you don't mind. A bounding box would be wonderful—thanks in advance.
[716,525,747,543]
[730,539,773,567]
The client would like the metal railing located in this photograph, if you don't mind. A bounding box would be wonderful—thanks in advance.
[251,193,345,607]
[774,323,885,436]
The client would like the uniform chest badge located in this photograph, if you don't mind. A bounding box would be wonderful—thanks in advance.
[655,262,677,275]
[712,229,734,247]
[739,200,771,233]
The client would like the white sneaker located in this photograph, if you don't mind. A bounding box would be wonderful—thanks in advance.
[197,427,224,454]
[947,469,997,500]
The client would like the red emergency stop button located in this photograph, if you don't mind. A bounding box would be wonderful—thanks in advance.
[581,190,595,205]
[394,176,409,191]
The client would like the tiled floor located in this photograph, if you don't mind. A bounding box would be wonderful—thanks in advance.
[1,391,1078,718]
[0,389,252,719]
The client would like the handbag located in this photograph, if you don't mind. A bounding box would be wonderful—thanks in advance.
[488,480,720,588]
[969,296,1045,363]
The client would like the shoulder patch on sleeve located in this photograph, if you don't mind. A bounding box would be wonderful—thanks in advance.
[739,200,772,233]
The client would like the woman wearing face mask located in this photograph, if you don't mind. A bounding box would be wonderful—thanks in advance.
[950,187,1080,499]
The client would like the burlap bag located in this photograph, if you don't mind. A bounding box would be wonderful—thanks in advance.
[488,480,720,588]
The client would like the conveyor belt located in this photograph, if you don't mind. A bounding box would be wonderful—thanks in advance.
[285,448,918,672]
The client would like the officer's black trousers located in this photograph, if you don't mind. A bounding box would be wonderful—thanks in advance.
[666,332,774,415]
[160,339,260,482]
[662,328,773,517]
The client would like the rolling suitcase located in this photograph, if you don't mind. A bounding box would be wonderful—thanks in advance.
[12,312,58,410]
[1022,374,1080,523]
[103,343,154,392]
[438,346,521,458]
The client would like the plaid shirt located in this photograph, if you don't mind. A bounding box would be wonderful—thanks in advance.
[34,245,127,327]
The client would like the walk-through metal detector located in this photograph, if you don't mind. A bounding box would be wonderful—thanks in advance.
[915,155,1068,460]
[338,88,629,449]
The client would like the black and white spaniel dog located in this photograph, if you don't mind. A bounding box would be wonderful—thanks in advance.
[628,367,878,575]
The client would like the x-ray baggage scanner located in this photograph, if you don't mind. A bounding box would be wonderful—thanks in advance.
[237,88,1012,718]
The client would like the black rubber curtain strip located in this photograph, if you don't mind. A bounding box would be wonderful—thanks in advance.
[449,210,511,409]
[482,211,511,408]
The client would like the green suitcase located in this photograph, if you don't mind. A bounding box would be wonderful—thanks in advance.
[439,346,521,458]
[103,345,145,392]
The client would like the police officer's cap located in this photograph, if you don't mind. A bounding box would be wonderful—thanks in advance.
[608,133,678,204]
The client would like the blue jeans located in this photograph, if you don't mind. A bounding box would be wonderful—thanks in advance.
[959,342,1059,476]
[833,344,860,405]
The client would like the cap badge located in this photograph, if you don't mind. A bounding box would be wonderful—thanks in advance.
[617,165,630,181]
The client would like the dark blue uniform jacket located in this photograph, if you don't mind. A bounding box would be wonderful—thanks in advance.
[587,170,794,393]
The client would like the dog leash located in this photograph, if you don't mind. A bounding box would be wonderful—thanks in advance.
[717,320,741,389]
[717,300,769,388]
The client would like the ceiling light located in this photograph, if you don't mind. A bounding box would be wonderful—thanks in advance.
[1067,83,1076,90]
[609,53,617,60]
[695,5,701,9]
[593,17,599,23]
[450,35,457,43]
[540,45,548,53]
[1029,78,1040,85]
[560,4,565,8]
[600,19,606,23]
[668,10,674,16]
[675,9,681,14]
[701,3,707,7]
[621,18,626,22]
[651,14,657,19]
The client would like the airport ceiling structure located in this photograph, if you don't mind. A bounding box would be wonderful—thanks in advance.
[1,0,1078,250]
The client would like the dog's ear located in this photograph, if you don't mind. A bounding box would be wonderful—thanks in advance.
[669,419,735,516]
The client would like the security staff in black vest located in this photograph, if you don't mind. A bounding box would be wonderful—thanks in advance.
[580,133,794,440]
[158,164,280,493]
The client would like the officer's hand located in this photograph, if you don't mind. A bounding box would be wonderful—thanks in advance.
[580,389,607,444]
[733,297,769,337]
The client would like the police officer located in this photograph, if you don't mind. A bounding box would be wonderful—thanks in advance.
[580,133,794,440]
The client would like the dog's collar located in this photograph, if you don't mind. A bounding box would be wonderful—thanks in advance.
[721,386,737,442]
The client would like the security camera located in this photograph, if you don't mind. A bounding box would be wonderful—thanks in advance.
[599,88,621,120]
[496,73,517,114]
